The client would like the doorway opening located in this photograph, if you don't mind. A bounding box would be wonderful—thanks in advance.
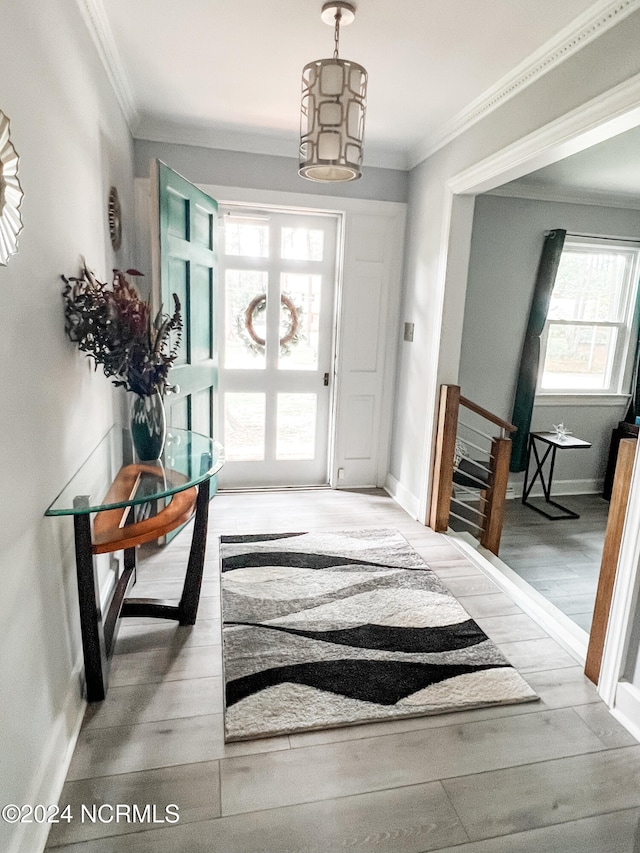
[435,124,640,699]
[455,208,640,660]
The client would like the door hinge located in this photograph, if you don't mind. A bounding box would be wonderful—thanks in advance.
[323,372,330,386]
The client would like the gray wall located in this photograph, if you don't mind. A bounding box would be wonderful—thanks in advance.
[389,8,640,511]
[0,2,134,850]
[459,194,640,492]
[134,140,409,203]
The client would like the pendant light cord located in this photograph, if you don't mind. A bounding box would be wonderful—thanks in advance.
[333,9,342,59]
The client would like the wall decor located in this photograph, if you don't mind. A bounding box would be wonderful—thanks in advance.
[0,110,24,266]
[108,186,122,251]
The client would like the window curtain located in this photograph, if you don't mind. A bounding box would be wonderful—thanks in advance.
[624,290,640,423]
[510,228,567,471]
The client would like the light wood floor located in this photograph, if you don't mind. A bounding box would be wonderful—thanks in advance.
[45,489,640,852]
[499,494,610,633]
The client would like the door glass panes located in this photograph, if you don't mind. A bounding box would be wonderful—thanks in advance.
[224,220,269,257]
[279,274,322,370]
[541,324,617,390]
[281,227,324,261]
[224,393,266,460]
[276,393,317,460]
[549,251,629,322]
[217,205,338,487]
[224,270,268,369]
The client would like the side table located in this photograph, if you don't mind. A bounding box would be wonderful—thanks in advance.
[522,431,592,520]
[46,427,224,701]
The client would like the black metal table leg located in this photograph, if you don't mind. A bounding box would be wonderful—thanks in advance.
[72,500,108,702]
[522,435,581,520]
[179,477,211,625]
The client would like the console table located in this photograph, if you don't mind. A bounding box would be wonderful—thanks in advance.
[45,427,224,701]
[522,431,591,520]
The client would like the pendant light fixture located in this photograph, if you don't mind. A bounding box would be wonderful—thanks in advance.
[299,1,367,182]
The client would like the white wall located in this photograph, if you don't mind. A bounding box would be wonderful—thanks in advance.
[459,193,640,493]
[0,3,134,852]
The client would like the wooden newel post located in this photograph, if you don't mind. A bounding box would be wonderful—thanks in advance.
[480,436,512,555]
[429,385,460,531]
[585,437,637,684]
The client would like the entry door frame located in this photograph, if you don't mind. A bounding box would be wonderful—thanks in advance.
[136,179,406,489]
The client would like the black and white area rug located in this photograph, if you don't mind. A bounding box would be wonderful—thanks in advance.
[220,529,538,741]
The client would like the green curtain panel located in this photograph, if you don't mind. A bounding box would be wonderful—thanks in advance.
[624,290,640,423]
[510,229,567,472]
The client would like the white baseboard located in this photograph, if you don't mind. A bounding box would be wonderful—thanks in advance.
[611,681,640,743]
[385,473,421,520]
[508,477,604,499]
[447,531,589,662]
[9,666,86,853]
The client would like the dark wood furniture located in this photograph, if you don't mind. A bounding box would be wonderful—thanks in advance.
[522,431,592,520]
[603,421,639,500]
[46,427,224,702]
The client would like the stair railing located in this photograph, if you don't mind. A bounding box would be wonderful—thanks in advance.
[429,384,516,555]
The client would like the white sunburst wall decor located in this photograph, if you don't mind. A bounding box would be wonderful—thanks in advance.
[0,110,24,266]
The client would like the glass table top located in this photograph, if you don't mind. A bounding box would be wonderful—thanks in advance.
[46,427,224,516]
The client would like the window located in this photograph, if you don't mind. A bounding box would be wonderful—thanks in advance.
[539,239,640,395]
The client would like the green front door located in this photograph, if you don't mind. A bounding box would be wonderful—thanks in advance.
[153,160,218,437]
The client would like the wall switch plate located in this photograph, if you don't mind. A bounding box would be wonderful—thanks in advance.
[404,322,414,342]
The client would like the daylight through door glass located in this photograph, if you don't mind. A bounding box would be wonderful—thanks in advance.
[224,270,268,369]
[276,393,317,460]
[224,393,266,461]
[279,273,322,371]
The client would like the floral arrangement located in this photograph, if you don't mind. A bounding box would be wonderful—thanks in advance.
[61,265,182,397]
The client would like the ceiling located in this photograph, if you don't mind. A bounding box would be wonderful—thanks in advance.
[498,124,640,206]
[97,0,603,170]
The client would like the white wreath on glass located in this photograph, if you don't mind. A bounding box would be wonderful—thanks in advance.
[0,110,24,266]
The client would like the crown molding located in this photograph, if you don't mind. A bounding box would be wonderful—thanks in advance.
[449,71,640,195]
[74,0,139,130]
[487,181,640,210]
[408,0,640,170]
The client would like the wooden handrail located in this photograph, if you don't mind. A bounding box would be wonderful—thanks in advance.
[430,385,513,556]
[460,396,517,434]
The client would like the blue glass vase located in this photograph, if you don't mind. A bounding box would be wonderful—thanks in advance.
[130,392,166,461]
